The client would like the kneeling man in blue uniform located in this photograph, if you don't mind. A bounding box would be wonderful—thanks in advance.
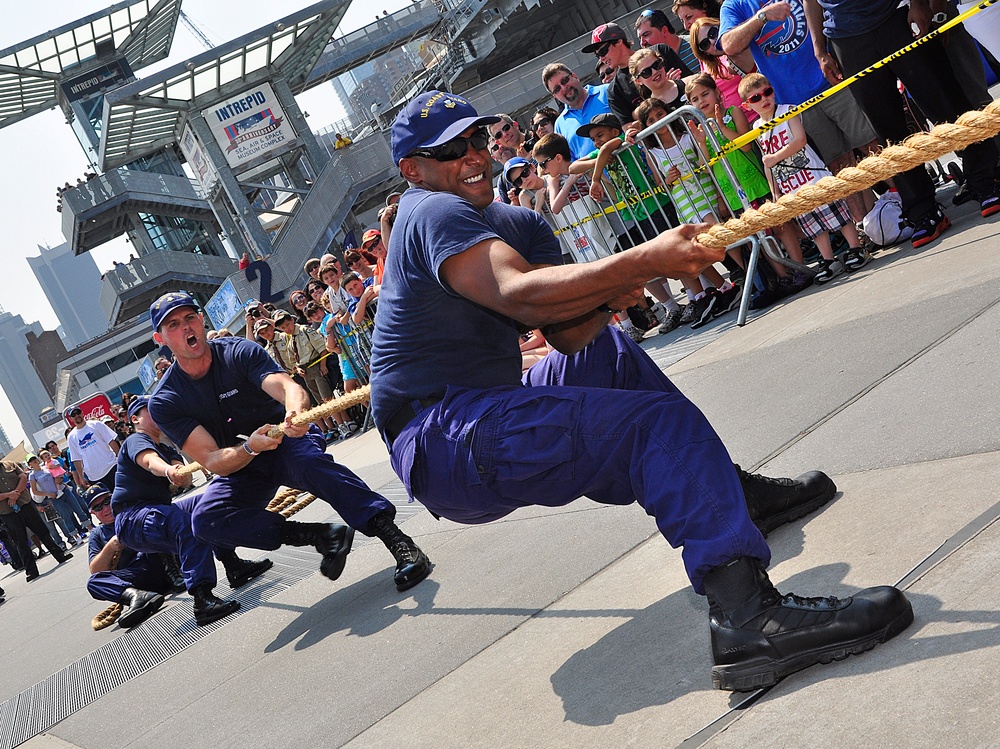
[369,90,913,691]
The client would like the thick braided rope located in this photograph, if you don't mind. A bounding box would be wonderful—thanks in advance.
[696,101,1000,250]
[175,384,371,477]
[266,486,301,512]
[92,603,123,631]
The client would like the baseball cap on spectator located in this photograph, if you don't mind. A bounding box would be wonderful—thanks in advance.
[361,229,381,248]
[503,157,533,183]
[272,309,294,324]
[25,454,38,464]
[127,395,150,420]
[391,90,500,165]
[581,22,629,53]
[150,291,198,331]
[253,318,273,335]
[576,112,623,139]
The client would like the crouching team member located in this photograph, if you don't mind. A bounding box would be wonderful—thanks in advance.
[370,91,913,691]
[146,293,430,592]
[111,396,241,626]
[86,484,171,628]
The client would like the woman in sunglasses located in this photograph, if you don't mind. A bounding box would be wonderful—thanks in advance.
[628,48,684,115]
[530,107,559,140]
[289,289,310,324]
[688,16,758,121]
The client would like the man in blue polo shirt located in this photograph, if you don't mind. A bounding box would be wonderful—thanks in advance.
[542,62,611,160]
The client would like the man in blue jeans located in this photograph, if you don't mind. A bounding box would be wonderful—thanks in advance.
[370,90,914,691]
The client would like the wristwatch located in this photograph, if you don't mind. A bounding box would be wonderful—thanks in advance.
[242,440,258,457]
[930,11,948,25]
[756,10,768,22]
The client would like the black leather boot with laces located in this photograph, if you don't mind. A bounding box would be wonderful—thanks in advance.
[704,557,913,691]
[280,521,355,581]
[216,548,274,589]
[367,511,431,591]
[735,464,837,536]
[191,585,241,626]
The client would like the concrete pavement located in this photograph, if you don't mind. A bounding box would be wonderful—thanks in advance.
[4,183,1000,748]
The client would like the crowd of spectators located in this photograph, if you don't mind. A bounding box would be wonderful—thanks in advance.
[55,172,98,212]
[484,1,1000,340]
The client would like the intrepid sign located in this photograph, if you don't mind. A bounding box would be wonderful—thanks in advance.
[206,82,295,169]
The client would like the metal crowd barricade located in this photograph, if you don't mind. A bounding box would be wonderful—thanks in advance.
[329,317,375,432]
[599,104,811,325]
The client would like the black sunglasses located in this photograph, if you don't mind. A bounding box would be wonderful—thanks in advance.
[91,499,111,512]
[407,128,490,161]
[594,40,616,57]
[490,121,514,140]
[746,86,774,104]
[549,74,572,96]
[536,155,555,171]
[510,163,536,187]
[636,58,664,80]
[601,67,614,78]
[532,118,553,132]
[697,26,720,53]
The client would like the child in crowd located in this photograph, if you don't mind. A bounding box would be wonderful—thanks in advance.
[532,133,618,263]
[341,271,378,325]
[568,112,687,334]
[503,157,549,215]
[635,98,740,328]
[740,72,871,283]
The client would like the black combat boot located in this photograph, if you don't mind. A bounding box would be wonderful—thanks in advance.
[158,553,187,593]
[368,511,431,592]
[280,521,355,581]
[216,548,274,589]
[704,557,913,692]
[191,585,241,626]
[118,587,166,628]
[735,464,837,536]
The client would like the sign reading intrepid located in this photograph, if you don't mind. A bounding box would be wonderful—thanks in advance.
[207,82,295,169]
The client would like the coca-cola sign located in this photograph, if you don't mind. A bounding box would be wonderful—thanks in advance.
[64,394,114,426]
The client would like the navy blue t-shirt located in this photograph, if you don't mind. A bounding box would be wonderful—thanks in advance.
[111,432,182,511]
[370,188,563,432]
[815,0,895,39]
[149,336,284,452]
[88,522,138,569]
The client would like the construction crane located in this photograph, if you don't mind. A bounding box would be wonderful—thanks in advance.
[179,10,215,51]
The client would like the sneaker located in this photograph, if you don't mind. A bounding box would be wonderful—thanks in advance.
[649,302,667,324]
[813,258,844,285]
[345,421,359,433]
[706,557,914,691]
[842,247,872,272]
[623,324,646,343]
[711,285,741,318]
[735,464,837,536]
[979,193,1000,218]
[779,271,811,296]
[689,293,718,330]
[910,207,951,249]
[657,308,683,334]
[678,303,696,325]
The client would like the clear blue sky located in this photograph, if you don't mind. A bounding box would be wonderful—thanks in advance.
[0,0,408,446]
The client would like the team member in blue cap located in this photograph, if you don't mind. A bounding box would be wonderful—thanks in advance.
[146,292,430,592]
[111,395,240,626]
[369,90,912,691]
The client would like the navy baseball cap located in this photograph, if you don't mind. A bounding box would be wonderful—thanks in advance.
[502,157,532,182]
[84,483,112,509]
[150,292,198,330]
[127,395,150,420]
[391,91,500,165]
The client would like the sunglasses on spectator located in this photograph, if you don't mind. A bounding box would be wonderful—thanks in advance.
[532,118,553,132]
[601,67,614,78]
[91,499,111,512]
[490,121,514,140]
[535,155,555,171]
[407,128,490,161]
[745,86,775,104]
[361,240,379,249]
[594,40,616,57]
[636,58,664,79]
[291,295,306,304]
[349,258,368,266]
[510,164,536,187]
[549,74,572,96]
[697,26,720,53]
